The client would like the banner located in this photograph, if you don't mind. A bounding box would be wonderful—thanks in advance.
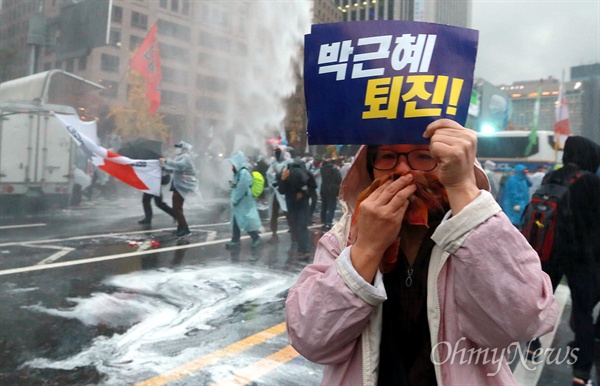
[554,81,571,148]
[304,21,479,145]
[130,23,161,114]
[525,87,541,156]
[55,114,162,196]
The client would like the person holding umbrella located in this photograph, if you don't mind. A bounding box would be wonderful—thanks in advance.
[118,138,176,226]
[160,141,197,237]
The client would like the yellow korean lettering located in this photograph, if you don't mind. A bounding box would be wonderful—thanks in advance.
[363,76,403,119]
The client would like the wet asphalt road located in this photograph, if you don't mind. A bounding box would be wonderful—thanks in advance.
[0,192,324,385]
[0,192,589,385]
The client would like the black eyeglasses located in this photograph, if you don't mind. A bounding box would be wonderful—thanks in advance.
[369,149,437,172]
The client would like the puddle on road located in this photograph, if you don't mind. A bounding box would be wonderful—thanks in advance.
[22,264,297,385]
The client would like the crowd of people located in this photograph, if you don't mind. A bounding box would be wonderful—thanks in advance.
[227,145,346,259]
[132,139,347,260]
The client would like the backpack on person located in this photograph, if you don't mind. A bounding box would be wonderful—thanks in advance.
[280,163,310,195]
[239,167,265,198]
[250,170,265,198]
[521,170,586,262]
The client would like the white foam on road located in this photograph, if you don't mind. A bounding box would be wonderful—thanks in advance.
[22,264,296,385]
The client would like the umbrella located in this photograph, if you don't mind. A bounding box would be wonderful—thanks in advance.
[118,138,163,160]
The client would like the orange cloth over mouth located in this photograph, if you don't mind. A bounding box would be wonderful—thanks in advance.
[348,172,448,273]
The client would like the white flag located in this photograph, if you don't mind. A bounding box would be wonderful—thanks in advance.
[55,114,161,196]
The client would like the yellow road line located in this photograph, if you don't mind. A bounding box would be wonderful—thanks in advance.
[136,322,287,386]
[210,345,300,386]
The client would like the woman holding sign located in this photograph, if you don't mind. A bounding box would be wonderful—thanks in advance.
[285,119,558,385]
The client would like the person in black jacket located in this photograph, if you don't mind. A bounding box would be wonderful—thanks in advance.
[319,157,342,230]
[278,158,316,258]
[541,136,600,386]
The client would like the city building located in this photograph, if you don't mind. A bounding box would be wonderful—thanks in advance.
[2,1,315,154]
[501,77,562,132]
[332,0,471,28]
[1,0,475,152]
[571,63,600,144]
[501,75,595,142]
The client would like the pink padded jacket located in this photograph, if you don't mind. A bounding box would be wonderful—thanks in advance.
[285,146,558,386]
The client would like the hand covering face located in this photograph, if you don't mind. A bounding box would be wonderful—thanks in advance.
[349,172,448,273]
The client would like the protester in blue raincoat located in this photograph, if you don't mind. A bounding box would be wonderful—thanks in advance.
[226,151,262,249]
[501,163,530,227]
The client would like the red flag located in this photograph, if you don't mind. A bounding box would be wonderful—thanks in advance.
[554,82,571,148]
[131,23,161,114]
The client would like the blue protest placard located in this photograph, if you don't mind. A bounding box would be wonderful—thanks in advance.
[304,21,479,145]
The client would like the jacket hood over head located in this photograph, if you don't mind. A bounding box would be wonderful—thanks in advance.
[174,141,193,150]
[513,164,527,179]
[562,136,600,173]
[229,151,247,171]
[339,145,490,212]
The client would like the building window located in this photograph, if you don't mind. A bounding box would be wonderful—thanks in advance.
[163,66,188,85]
[196,74,228,92]
[162,90,187,106]
[182,0,190,15]
[130,35,144,51]
[157,19,190,40]
[197,52,229,73]
[65,58,74,72]
[159,0,167,8]
[159,42,189,62]
[55,60,62,69]
[195,95,225,114]
[78,56,87,70]
[131,11,148,29]
[198,31,230,52]
[109,29,121,46]
[171,0,179,12]
[101,54,120,73]
[112,6,123,23]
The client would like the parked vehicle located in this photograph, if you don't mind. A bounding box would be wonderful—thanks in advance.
[0,70,103,212]
[477,130,563,172]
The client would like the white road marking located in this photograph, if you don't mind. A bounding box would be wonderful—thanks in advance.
[0,234,252,276]
[8,244,76,265]
[513,283,570,386]
[0,222,230,247]
[0,225,307,276]
[0,223,46,230]
[36,247,75,265]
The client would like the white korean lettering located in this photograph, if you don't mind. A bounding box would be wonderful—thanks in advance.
[318,40,354,81]
[351,35,392,79]
[390,34,437,73]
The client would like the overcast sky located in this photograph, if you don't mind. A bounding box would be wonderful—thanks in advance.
[470,0,600,85]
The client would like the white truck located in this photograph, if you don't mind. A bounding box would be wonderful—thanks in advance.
[0,70,103,211]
